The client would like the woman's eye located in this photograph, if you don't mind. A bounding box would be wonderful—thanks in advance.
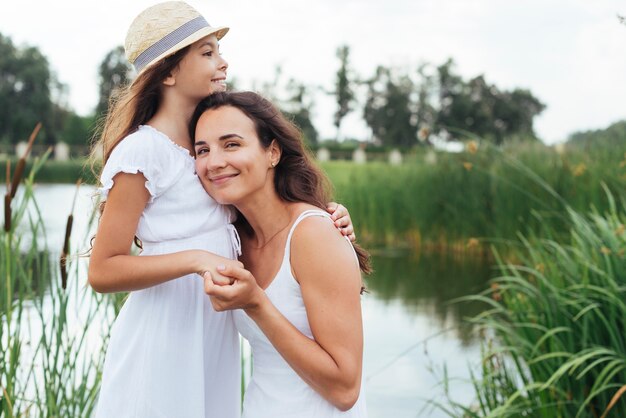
[203,51,213,57]
[196,148,209,155]
[225,142,239,149]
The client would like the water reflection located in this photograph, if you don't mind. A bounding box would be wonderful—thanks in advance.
[366,251,492,345]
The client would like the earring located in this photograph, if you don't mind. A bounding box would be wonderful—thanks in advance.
[271,162,276,167]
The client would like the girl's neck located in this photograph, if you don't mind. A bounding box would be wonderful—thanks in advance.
[148,94,197,151]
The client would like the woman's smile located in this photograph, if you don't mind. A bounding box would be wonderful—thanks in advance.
[209,172,239,186]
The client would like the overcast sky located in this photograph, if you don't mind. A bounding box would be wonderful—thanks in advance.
[2,0,625,144]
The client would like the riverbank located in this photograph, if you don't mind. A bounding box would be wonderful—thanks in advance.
[2,140,624,253]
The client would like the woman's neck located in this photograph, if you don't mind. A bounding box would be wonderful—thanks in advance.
[236,192,294,248]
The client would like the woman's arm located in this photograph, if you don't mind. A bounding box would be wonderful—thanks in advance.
[88,173,241,293]
[204,217,363,410]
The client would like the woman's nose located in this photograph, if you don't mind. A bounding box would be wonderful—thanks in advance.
[206,149,227,170]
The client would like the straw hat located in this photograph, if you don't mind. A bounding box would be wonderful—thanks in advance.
[125,1,229,75]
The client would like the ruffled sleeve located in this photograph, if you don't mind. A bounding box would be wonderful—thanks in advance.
[98,128,188,203]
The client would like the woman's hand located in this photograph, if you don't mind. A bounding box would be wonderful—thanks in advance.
[326,202,356,242]
[202,265,265,311]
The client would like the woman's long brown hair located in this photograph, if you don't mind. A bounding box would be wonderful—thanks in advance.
[190,91,372,275]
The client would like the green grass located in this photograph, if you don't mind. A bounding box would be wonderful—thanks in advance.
[321,140,626,249]
[434,191,626,417]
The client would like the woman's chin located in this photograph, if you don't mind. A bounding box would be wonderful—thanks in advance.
[210,192,236,206]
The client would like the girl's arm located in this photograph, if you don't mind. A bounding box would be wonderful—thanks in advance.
[88,173,241,293]
[204,216,363,411]
[326,202,356,242]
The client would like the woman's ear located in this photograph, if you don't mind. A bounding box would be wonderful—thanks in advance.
[269,139,282,167]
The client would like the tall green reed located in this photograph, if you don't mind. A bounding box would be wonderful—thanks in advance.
[421,135,626,417]
[1,126,111,417]
[436,191,626,417]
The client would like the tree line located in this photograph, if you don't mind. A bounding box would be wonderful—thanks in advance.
[1,32,550,152]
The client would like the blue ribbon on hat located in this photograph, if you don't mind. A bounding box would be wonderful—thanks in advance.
[133,16,209,72]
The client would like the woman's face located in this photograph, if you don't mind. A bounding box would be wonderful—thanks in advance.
[194,106,279,205]
[168,34,228,100]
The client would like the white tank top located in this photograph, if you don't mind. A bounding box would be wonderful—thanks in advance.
[233,209,367,418]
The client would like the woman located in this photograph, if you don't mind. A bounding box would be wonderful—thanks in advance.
[191,91,370,417]
[88,3,354,417]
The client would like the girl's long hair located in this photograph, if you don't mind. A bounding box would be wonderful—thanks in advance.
[88,47,190,249]
[89,46,190,173]
[190,91,372,275]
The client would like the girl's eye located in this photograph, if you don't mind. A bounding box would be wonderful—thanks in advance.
[225,142,239,149]
[196,148,209,155]
[203,51,213,57]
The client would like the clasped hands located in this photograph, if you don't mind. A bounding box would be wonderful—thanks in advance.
[202,264,265,313]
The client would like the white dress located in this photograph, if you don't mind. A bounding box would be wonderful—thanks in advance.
[94,125,241,418]
[234,210,367,418]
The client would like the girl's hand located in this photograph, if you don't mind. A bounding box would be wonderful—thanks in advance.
[194,251,243,286]
[326,202,356,242]
[203,265,265,312]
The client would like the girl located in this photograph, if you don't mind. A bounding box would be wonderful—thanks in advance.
[88,2,354,417]
[191,91,370,417]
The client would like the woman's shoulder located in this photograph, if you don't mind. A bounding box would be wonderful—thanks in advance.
[288,204,360,285]
[289,204,341,246]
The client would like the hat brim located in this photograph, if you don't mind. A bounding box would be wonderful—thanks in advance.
[134,25,229,78]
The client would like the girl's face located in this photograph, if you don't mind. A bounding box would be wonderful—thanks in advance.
[167,34,228,101]
[194,106,280,206]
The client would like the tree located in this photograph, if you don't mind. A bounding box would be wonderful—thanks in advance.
[363,66,417,148]
[567,120,626,146]
[332,45,355,140]
[96,46,133,117]
[434,59,545,144]
[414,64,437,144]
[282,79,318,146]
[60,113,96,147]
[255,67,319,146]
[0,33,54,144]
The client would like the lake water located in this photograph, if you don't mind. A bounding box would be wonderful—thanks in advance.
[9,183,492,417]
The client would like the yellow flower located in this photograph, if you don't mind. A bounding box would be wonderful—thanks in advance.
[466,140,478,154]
[463,162,473,171]
[467,237,480,248]
[572,163,586,177]
[600,246,612,255]
[616,224,625,236]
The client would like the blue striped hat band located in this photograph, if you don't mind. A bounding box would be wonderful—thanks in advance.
[133,16,209,72]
